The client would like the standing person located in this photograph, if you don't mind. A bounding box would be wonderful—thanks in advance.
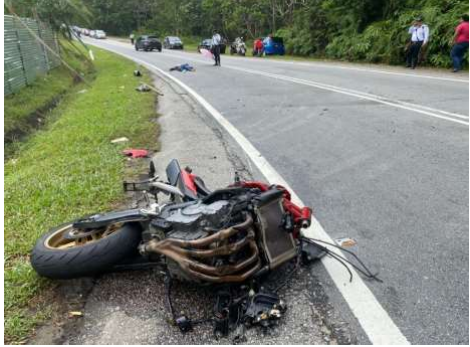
[130,33,135,45]
[450,14,469,72]
[211,30,222,66]
[253,38,264,56]
[406,17,429,69]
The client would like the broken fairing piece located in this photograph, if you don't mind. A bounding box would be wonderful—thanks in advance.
[301,240,327,264]
[110,137,129,143]
[335,237,357,248]
[68,311,83,318]
[244,292,286,327]
[122,149,149,158]
[136,83,151,92]
[134,70,142,77]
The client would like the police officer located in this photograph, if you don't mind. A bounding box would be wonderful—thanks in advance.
[211,30,222,66]
[406,17,429,69]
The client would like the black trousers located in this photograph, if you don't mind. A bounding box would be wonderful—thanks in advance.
[406,41,423,68]
[212,45,221,65]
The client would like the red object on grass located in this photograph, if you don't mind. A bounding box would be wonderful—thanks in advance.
[122,149,149,158]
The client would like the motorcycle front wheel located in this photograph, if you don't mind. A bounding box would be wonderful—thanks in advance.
[31,222,142,279]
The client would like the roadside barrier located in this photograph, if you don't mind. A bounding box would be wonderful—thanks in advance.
[4,15,60,95]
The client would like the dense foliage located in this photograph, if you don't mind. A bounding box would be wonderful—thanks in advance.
[8,0,469,68]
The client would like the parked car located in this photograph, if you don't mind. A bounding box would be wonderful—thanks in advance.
[163,36,184,49]
[262,36,285,55]
[81,28,90,36]
[197,38,226,54]
[89,30,96,38]
[93,30,107,39]
[135,35,162,52]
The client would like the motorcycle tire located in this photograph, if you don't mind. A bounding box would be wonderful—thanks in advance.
[31,222,142,279]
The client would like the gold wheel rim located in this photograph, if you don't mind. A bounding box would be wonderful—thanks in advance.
[44,223,121,250]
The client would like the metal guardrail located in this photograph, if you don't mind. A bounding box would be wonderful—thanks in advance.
[4,15,60,96]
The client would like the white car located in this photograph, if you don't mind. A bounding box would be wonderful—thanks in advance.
[94,30,107,39]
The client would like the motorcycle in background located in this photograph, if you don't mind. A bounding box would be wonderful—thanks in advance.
[230,37,247,56]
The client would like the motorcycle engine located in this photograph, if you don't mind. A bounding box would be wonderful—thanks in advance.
[142,199,241,281]
[141,188,298,283]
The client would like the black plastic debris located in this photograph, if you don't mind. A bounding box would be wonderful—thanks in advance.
[134,70,142,77]
[244,292,286,328]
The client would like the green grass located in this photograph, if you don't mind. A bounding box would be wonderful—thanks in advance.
[4,41,94,142]
[4,46,159,344]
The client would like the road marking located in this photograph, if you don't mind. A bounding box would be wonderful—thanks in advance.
[158,50,469,126]
[137,58,411,346]
[87,40,469,125]
[87,41,411,344]
[156,45,469,84]
[225,65,469,125]
[91,38,469,84]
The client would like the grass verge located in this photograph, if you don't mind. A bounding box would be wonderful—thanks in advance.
[4,46,159,344]
[4,41,94,148]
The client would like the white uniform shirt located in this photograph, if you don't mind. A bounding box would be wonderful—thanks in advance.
[212,33,221,46]
[408,24,429,43]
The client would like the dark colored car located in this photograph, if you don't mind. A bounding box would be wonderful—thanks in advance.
[163,36,184,49]
[197,38,226,54]
[135,35,162,52]
[262,36,285,55]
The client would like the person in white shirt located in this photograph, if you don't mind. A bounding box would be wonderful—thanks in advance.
[211,31,222,66]
[406,17,430,69]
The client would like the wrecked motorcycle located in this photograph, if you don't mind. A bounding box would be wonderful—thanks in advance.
[31,159,378,336]
[31,159,313,282]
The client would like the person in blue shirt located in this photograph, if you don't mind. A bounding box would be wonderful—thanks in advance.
[406,17,430,69]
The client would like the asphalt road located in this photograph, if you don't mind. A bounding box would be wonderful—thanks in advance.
[87,38,469,345]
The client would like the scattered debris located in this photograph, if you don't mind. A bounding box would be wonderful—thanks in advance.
[135,83,164,96]
[77,89,87,94]
[136,83,151,92]
[335,237,357,248]
[110,137,129,144]
[134,70,142,77]
[122,149,149,158]
[169,63,195,72]
[68,311,83,318]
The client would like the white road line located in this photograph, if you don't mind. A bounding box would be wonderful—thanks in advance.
[158,45,470,84]
[136,57,411,346]
[88,41,411,344]
[92,38,469,84]
[157,49,469,126]
[225,65,469,125]
[88,40,469,125]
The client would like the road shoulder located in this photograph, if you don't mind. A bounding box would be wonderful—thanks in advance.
[34,70,354,345]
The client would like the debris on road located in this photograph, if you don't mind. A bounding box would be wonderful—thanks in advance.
[136,83,151,92]
[335,237,357,248]
[122,149,149,158]
[169,63,195,72]
[68,311,83,318]
[136,82,164,96]
[110,137,129,144]
[31,158,381,340]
